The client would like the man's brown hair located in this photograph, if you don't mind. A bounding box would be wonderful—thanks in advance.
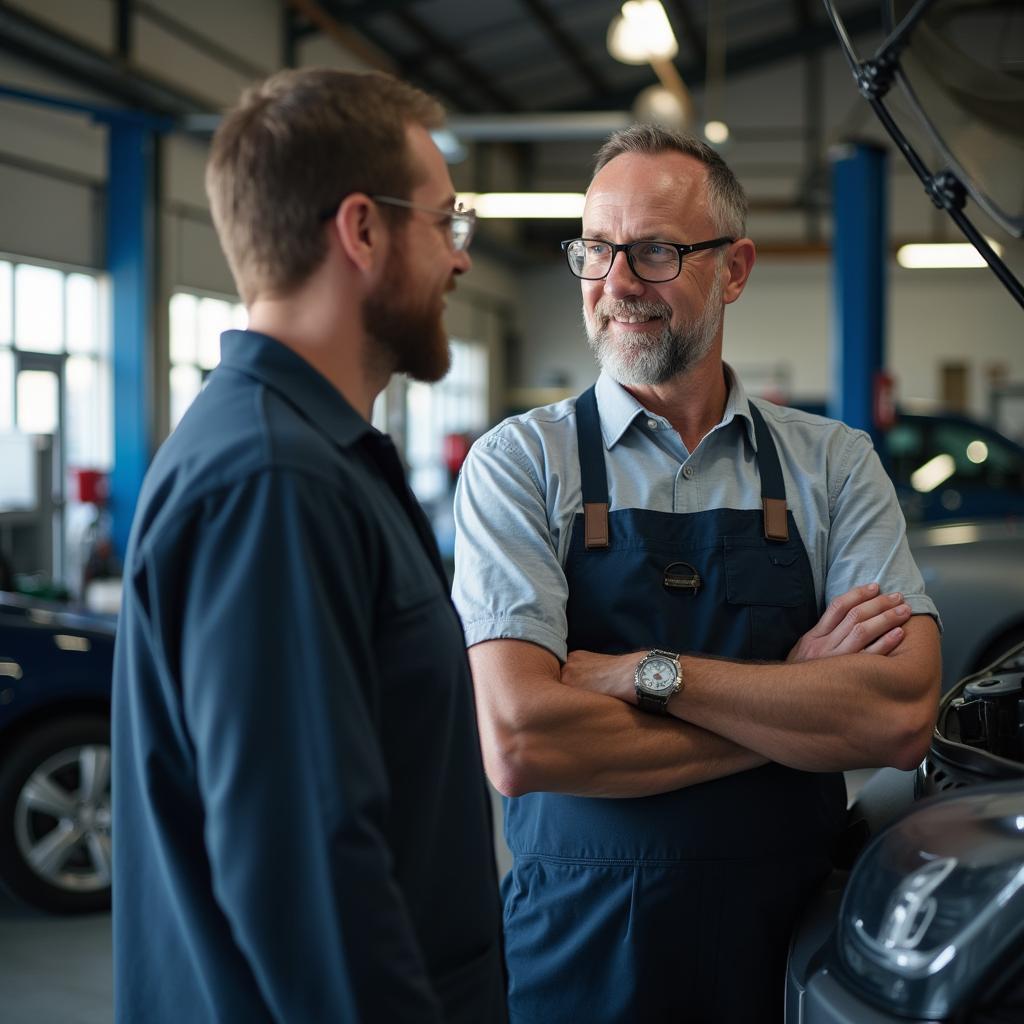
[594,124,748,239]
[206,68,445,304]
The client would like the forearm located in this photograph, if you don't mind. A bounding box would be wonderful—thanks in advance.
[671,617,941,771]
[470,640,765,798]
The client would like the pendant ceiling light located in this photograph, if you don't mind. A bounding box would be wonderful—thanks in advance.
[607,1,693,130]
[703,2,729,145]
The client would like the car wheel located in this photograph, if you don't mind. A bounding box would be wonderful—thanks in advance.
[0,715,111,913]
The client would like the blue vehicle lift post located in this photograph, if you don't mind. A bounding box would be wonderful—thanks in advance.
[829,141,888,452]
[0,85,170,560]
[106,117,157,559]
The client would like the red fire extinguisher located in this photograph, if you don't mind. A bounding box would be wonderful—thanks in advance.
[873,371,896,430]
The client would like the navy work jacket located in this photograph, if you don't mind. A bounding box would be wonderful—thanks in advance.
[112,330,505,1023]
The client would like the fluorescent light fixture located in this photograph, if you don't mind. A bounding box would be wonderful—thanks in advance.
[608,0,678,65]
[966,440,988,464]
[458,192,585,219]
[918,523,982,547]
[911,453,955,493]
[896,241,1003,269]
[704,120,730,144]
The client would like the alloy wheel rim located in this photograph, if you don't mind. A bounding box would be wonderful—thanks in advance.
[14,744,112,893]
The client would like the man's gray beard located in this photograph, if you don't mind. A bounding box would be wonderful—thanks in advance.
[584,274,724,386]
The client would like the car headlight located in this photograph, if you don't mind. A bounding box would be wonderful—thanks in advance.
[837,782,1024,1019]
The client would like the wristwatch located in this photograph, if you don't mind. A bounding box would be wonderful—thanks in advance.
[634,649,683,713]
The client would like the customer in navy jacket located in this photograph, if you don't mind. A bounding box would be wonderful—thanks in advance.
[112,69,504,1023]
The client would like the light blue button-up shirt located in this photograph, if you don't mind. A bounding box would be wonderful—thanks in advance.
[453,367,939,662]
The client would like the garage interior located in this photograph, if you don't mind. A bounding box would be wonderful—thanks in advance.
[0,0,1022,1021]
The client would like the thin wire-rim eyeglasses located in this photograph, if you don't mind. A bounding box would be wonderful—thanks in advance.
[320,194,477,252]
[560,236,734,283]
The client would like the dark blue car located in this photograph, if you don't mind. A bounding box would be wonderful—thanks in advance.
[887,411,1024,523]
[0,592,114,913]
[793,406,1024,524]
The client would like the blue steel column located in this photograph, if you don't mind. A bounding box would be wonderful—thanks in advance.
[106,118,156,558]
[829,142,888,451]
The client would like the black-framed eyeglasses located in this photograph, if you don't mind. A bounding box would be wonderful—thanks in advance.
[560,236,733,283]
[320,194,477,252]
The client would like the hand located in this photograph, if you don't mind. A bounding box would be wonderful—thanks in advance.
[561,650,642,704]
[787,583,911,663]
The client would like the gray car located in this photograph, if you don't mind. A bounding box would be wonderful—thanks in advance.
[787,641,1024,1023]
[909,519,1024,691]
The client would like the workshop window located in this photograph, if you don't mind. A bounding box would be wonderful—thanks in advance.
[0,257,111,467]
[406,339,489,504]
[168,290,246,428]
[0,256,111,587]
[0,263,8,429]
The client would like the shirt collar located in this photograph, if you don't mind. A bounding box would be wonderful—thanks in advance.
[594,363,758,451]
[720,363,758,451]
[218,329,375,450]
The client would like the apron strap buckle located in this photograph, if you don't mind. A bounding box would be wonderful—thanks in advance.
[584,502,609,549]
[762,497,789,542]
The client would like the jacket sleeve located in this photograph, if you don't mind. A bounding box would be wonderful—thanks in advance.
[171,469,444,1022]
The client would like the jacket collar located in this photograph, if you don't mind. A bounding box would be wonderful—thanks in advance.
[219,329,375,450]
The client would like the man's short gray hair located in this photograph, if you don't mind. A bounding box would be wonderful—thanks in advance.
[594,124,747,239]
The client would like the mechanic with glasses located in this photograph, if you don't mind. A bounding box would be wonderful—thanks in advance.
[113,69,505,1024]
[453,124,941,1024]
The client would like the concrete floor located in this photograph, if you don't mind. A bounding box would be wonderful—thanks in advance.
[0,771,883,1022]
[0,886,111,1024]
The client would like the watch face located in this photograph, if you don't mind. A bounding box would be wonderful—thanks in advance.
[638,656,676,693]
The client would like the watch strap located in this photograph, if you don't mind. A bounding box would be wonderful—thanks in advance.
[649,648,679,661]
[637,691,671,713]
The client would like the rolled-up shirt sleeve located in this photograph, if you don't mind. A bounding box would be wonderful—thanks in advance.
[825,430,942,627]
[453,432,571,661]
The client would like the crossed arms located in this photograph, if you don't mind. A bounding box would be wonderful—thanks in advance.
[469,584,940,800]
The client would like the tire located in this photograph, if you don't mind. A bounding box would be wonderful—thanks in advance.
[0,715,112,914]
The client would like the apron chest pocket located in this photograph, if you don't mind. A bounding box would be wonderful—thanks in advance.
[724,537,809,607]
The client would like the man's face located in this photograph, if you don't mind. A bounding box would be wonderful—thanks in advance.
[363,123,470,383]
[581,151,727,387]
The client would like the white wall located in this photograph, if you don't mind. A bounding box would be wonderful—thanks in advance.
[0,52,107,268]
[517,255,1024,424]
[2,4,1021,442]
[7,0,115,54]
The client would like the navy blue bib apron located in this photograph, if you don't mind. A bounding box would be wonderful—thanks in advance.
[502,387,847,1024]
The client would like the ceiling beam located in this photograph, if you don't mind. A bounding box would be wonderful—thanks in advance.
[794,0,825,240]
[321,0,428,19]
[303,0,481,111]
[664,0,706,76]
[392,7,520,111]
[286,0,394,72]
[0,0,213,118]
[318,0,510,112]
[115,0,132,61]
[136,0,272,82]
[518,0,611,99]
